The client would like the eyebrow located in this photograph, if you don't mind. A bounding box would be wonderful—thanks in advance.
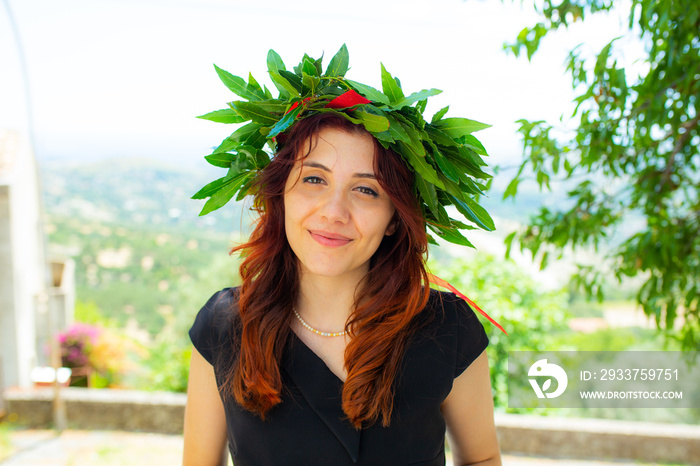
[302,161,377,180]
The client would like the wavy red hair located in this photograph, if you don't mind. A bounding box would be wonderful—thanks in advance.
[222,113,430,428]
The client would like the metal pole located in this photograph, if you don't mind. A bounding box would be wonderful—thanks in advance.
[39,291,66,432]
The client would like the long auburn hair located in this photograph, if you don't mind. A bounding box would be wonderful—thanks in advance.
[221,112,430,428]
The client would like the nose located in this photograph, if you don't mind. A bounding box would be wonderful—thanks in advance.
[318,188,350,224]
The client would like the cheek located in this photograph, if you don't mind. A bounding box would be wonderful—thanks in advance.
[283,197,297,237]
[283,191,311,242]
[283,200,302,257]
[362,205,396,238]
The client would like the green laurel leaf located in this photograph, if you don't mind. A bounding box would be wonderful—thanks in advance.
[345,79,390,105]
[423,125,455,147]
[235,173,257,201]
[248,72,263,94]
[192,176,231,200]
[300,56,319,77]
[433,152,462,183]
[232,122,264,144]
[212,136,239,154]
[397,121,426,157]
[435,118,491,138]
[197,108,246,124]
[416,175,439,215]
[462,134,489,156]
[266,49,286,73]
[352,110,390,133]
[198,171,252,216]
[428,223,475,248]
[279,70,303,93]
[230,102,278,125]
[268,105,302,138]
[448,193,495,231]
[301,72,321,95]
[204,152,236,168]
[391,88,442,109]
[380,63,405,103]
[269,71,300,98]
[231,145,258,172]
[386,115,410,143]
[230,100,287,114]
[213,65,265,101]
[432,106,449,123]
[326,44,349,77]
[399,141,443,188]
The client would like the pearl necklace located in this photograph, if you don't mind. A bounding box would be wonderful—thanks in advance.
[293,309,347,337]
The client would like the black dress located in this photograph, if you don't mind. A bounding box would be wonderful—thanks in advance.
[189,288,488,466]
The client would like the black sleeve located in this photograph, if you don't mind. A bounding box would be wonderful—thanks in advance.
[449,293,490,378]
[189,288,237,365]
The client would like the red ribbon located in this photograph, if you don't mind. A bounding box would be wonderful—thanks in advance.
[325,90,370,109]
[286,97,312,114]
[284,90,370,117]
[427,273,508,336]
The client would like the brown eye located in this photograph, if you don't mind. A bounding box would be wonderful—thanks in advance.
[302,176,325,185]
[356,186,379,197]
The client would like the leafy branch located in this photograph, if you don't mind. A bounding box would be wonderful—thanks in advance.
[499,0,700,349]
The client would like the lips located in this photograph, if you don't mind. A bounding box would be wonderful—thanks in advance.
[308,230,353,247]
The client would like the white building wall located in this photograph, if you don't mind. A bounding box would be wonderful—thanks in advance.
[0,183,17,388]
[35,258,75,366]
[0,130,46,388]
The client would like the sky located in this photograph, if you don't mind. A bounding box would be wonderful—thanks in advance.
[1,0,634,182]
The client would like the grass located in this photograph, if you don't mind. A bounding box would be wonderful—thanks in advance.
[0,421,16,461]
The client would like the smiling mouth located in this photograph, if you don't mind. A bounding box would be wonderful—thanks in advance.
[308,230,353,247]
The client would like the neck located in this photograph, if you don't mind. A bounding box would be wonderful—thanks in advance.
[296,269,366,330]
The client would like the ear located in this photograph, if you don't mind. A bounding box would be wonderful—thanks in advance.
[385,216,398,236]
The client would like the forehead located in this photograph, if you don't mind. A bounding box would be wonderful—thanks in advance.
[298,127,377,170]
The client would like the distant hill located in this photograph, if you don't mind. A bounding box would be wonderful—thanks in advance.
[40,157,248,235]
[40,158,244,335]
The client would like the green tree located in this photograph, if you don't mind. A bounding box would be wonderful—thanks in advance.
[502,0,699,349]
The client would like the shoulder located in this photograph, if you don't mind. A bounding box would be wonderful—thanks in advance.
[423,289,482,325]
[192,287,239,330]
[201,287,239,315]
[422,288,489,377]
[189,287,240,365]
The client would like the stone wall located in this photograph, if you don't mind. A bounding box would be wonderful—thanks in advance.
[5,387,186,435]
[4,387,700,463]
[496,412,700,464]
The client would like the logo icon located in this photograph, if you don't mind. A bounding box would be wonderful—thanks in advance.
[528,359,568,398]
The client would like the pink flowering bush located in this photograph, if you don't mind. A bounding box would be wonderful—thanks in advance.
[57,323,133,388]
[58,323,102,369]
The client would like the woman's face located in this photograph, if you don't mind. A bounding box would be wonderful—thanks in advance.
[283,127,396,283]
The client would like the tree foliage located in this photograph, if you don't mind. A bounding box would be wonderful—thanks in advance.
[502,0,699,349]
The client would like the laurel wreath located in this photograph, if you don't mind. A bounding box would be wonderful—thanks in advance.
[193,44,495,247]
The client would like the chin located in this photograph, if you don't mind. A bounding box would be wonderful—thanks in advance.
[304,267,350,278]
[301,261,366,280]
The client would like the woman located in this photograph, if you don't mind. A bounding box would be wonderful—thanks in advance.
[184,47,502,466]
